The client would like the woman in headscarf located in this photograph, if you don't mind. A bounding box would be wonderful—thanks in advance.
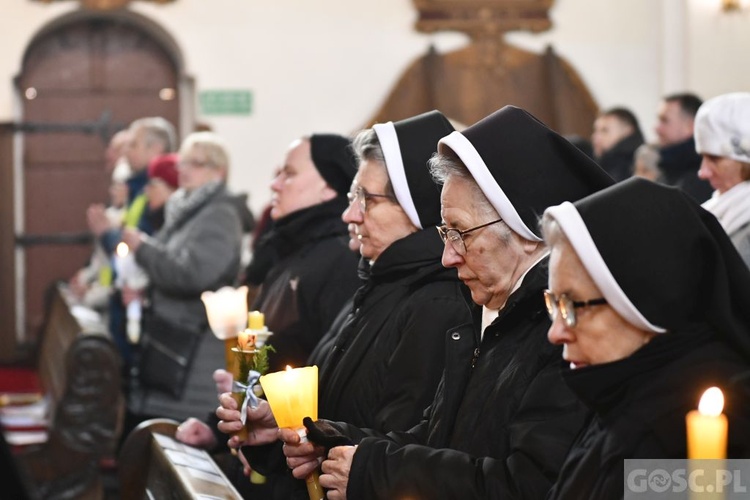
[695,91,750,269]
[314,110,471,430]
[222,111,472,499]
[541,177,750,499]
[250,133,362,371]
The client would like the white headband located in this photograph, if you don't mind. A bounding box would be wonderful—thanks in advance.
[373,122,422,229]
[439,131,541,242]
[546,201,666,333]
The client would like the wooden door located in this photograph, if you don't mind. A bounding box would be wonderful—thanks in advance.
[15,16,180,343]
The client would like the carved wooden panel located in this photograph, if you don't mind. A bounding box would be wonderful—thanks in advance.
[370,0,598,137]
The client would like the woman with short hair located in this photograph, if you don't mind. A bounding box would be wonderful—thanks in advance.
[123,131,243,425]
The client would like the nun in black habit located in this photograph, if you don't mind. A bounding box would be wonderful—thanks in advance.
[234,110,472,499]
[263,106,614,499]
[542,177,750,499]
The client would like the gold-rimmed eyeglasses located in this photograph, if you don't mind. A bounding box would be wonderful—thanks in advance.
[436,218,503,256]
[347,186,397,213]
[543,289,608,328]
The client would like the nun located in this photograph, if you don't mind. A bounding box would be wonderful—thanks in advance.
[228,111,472,499]
[542,177,750,499]
[245,105,614,500]
[314,109,471,429]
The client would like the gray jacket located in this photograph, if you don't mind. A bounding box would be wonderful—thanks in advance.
[132,185,243,420]
[137,186,243,330]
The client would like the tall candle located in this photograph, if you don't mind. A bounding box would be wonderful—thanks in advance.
[686,386,728,459]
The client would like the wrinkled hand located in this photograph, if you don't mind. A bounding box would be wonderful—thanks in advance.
[216,396,278,448]
[279,427,326,480]
[175,417,217,449]
[86,204,111,236]
[213,369,233,394]
[121,227,143,252]
[320,446,357,500]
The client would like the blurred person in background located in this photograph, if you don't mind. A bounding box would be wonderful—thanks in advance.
[655,93,712,202]
[695,92,750,269]
[591,107,644,181]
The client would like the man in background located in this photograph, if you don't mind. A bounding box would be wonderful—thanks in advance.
[591,106,644,181]
[655,93,712,202]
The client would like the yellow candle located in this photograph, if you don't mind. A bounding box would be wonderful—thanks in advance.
[259,365,318,428]
[686,387,728,459]
[259,365,322,500]
[248,310,265,330]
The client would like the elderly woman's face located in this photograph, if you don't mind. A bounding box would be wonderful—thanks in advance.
[547,241,653,369]
[439,176,533,310]
[698,154,745,194]
[178,145,224,192]
[342,160,416,261]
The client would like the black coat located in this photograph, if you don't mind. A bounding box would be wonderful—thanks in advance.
[596,132,643,182]
[251,198,361,371]
[658,138,713,203]
[548,333,750,499]
[316,228,471,431]
[338,259,589,499]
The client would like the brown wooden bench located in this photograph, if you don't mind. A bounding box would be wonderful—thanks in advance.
[0,283,124,499]
[118,418,243,499]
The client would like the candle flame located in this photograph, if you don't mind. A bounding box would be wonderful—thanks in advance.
[116,242,129,257]
[698,387,724,417]
[285,365,293,372]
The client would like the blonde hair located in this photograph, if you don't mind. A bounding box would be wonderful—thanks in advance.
[180,132,231,175]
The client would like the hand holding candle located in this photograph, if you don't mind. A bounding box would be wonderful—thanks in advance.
[260,366,324,500]
[686,386,728,459]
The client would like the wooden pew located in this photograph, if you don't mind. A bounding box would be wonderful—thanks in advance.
[0,283,124,500]
[119,418,243,499]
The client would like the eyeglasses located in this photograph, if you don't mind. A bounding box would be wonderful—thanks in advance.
[436,218,503,256]
[347,186,397,213]
[543,290,608,328]
[179,158,211,169]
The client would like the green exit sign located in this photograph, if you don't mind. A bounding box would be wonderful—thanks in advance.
[199,90,253,115]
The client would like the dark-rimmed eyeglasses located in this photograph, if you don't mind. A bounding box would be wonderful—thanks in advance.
[543,289,608,328]
[347,186,397,213]
[436,218,503,256]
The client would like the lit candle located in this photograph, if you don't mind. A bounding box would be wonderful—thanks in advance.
[260,365,323,500]
[248,310,265,331]
[114,242,132,284]
[686,386,728,459]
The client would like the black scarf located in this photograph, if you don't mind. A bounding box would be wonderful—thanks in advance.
[563,327,714,418]
[244,197,349,286]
